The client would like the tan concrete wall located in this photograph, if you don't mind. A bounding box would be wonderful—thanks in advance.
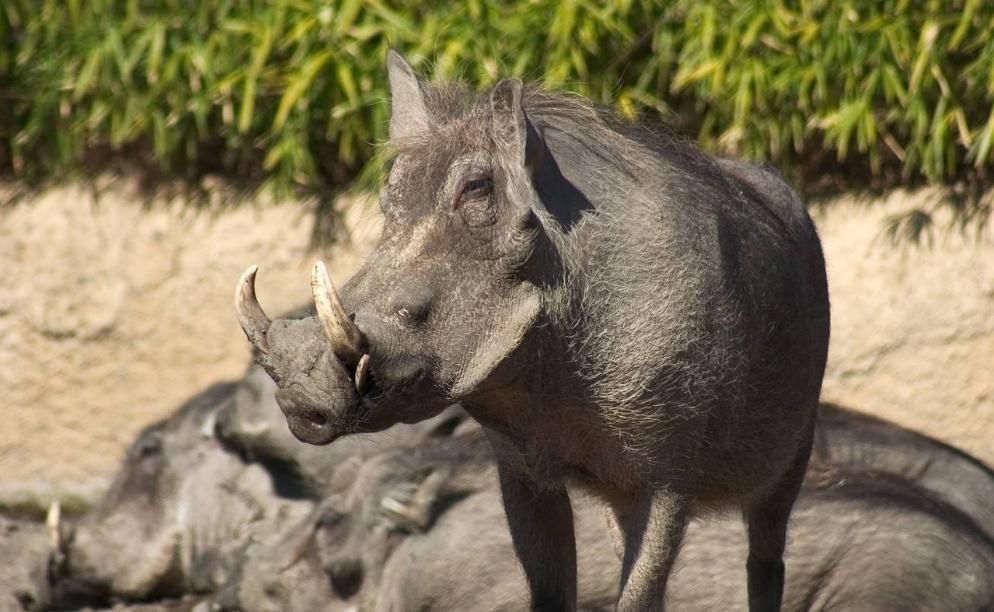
[815,189,993,464]
[0,179,382,505]
[1,180,991,506]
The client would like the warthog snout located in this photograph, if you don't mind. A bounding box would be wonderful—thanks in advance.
[325,557,364,599]
[274,385,353,446]
[236,263,376,445]
[236,262,369,373]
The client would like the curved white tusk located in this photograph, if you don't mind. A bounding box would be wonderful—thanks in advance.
[355,353,371,394]
[311,261,365,362]
[234,265,272,354]
[199,410,218,439]
[46,501,62,551]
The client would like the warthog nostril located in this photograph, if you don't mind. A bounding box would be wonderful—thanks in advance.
[327,559,363,599]
[14,589,36,610]
[304,410,327,427]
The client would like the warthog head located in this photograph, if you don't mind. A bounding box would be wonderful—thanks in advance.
[23,383,312,610]
[228,429,492,611]
[236,51,555,445]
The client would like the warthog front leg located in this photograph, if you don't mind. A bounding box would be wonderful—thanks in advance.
[613,488,690,612]
[497,463,577,612]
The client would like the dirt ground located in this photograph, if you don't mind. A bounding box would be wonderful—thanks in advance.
[1,178,991,509]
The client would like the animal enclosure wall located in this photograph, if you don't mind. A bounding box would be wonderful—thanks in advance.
[1,179,991,508]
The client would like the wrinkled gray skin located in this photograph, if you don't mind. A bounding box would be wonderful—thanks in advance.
[813,402,994,537]
[22,383,313,611]
[240,51,831,611]
[232,406,994,611]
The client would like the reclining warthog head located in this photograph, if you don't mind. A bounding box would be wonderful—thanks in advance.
[236,51,553,445]
[23,384,298,610]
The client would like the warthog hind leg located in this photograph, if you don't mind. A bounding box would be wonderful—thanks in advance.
[743,427,814,612]
[614,487,690,611]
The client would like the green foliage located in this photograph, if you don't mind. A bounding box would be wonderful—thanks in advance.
[2,0,993,204]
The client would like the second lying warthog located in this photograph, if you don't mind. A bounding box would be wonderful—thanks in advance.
[236,50,831,611]
[375,469,994,612]
[230,407,994,611]
[20,367,469,611]
[813,402,994,537]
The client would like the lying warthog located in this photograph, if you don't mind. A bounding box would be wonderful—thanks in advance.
[231,410,994,612]
[377,470,994,612]
[19,361,467,611]
[235,51,831,611]
[813,402,994,537]
[21,383,315,610]
[227,428,493,612]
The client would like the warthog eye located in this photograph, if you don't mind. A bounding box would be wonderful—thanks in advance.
[317,508,343,530]
[136,435,162,459]
[456,175,493,207]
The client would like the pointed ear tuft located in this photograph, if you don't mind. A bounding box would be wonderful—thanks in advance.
[387,49,430,141]
[490,79,543,171]
[490,79,524,161]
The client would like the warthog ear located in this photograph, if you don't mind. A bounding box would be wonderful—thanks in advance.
[490,78,544,174]
[386,49,430,141]
[328,455,365,494]
[380,466,453,531]
[450,281,542,398]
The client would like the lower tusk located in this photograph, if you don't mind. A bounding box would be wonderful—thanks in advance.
[199,410,217,439]
[355,353,370,394]
[46,501,62,551]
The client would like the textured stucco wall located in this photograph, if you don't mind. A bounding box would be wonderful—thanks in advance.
[1,180,991,507]
[0,179,382,505]
[815,189,993,465]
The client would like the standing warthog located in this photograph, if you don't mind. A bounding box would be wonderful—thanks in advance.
[235,50,830,610]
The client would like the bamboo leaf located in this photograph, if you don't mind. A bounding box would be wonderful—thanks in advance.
[274,50,331,129]
[239,25,273,134]
[3,0,994,229]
